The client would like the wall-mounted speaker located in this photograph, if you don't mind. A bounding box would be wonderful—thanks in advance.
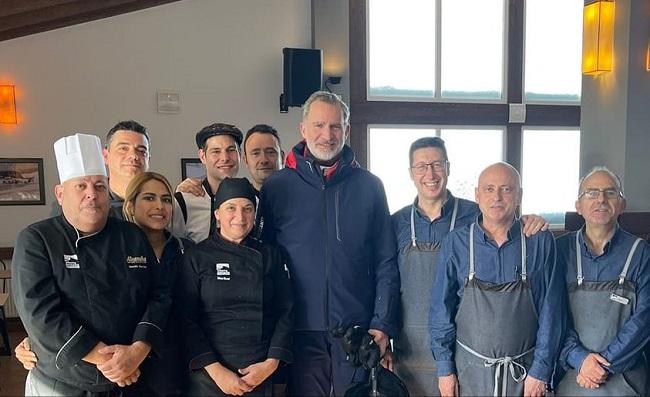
[280,48,322,112]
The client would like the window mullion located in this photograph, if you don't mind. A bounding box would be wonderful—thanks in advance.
[435,0,442,99]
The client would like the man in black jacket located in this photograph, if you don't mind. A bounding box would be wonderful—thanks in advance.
[12,133,170,395]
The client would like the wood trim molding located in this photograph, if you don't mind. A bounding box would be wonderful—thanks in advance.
[348,0,580,169]
[0,0,182,42]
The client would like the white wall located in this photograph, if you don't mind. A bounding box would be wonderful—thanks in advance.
[313,0,350,104]
[0,0,311,246]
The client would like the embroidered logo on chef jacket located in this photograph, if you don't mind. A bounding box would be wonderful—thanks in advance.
[64,254,79,269]
[216,263,231,281]
[126,255,148,269]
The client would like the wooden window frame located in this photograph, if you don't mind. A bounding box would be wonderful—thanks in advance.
[349,0,580,169]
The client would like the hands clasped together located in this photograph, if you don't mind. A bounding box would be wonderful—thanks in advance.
[15,337,150,388]
[204,358,279,396]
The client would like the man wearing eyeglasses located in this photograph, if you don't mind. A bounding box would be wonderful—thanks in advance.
[429,162,564,397]
[555,167,649,396]
[392,138,548,396]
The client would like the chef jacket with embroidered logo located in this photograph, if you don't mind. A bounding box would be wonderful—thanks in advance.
[176,233,294,373]
[12,215,170,393]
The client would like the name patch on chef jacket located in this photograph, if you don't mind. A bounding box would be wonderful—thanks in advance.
[216,263,231,280]
[64,254,79,269]
[126,255,148,269]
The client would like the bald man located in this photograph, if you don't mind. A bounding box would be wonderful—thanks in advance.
[429,162,566,397]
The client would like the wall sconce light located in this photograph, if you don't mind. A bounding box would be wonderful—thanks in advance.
[324,76,342,92]
[582,0,615,76]
[0,85,17,124]
[646,42,650,71]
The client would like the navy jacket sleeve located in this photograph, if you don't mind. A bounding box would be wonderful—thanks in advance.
[602,243,650,373]
[429,233,460,376]
[368,179,400,338]
[12,227,100,369]
[267,248,294,363]
[175,251,219,370]
[528,233,566,383]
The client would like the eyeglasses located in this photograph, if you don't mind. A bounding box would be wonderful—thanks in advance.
[578,188,623,200]
[410,161,448,175]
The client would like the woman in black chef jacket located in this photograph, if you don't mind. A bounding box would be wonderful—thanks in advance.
[176,177,293,396]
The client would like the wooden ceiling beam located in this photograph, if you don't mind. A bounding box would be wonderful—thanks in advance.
[0,0,182,42]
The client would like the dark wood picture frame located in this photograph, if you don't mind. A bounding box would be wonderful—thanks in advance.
[181,158,205,181]
[0,158,45,205]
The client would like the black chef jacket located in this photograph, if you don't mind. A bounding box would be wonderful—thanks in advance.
[12,215,171,392]
[177,233,293,372]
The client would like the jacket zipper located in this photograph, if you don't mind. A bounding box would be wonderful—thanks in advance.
[335,190,341,242]
[322,183,330,331]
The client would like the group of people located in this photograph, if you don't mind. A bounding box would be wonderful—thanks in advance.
[10,90,650,397]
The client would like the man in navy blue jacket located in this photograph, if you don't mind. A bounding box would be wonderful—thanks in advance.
[258,91,400,396]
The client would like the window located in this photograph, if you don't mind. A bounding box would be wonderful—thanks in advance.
[352,0,582,226]
[440,128,504,199]
[524,0,582,102]
[441,0,504,100]
[368,0,436,98]
[368,0,505,100]
[522,128,580,226]
[368,126,504,213]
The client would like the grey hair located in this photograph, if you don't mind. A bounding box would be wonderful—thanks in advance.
[578,166,625,197]
[301,91,350,126]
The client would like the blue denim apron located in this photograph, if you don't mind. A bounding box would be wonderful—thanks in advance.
[454,223,538,397]
[394,199,458,396]
[556,235,647,396]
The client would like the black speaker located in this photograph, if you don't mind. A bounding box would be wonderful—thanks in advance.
[280,48,323,112]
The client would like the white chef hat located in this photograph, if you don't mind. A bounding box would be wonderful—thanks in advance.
[54,133,107,183]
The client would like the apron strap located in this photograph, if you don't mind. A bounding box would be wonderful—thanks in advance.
[620,238,643,284]
[520,225,527,282]
[469,223,476,280]
[456,340,533,397]
[449,197,459,232]
[575,232,584,285]
[410,205,417,247]
[410,197,459,248]
[576,232,642,285]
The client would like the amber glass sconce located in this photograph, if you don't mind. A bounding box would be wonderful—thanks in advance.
[582,0,615,75]
[0,85,17,124]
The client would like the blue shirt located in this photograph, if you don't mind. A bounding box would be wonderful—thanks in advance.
[392,191,479,249]
[557,227,650,374]
[429,218,565,383]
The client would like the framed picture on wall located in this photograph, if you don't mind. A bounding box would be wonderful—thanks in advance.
[0,158,46,205]
[181,158,205,181]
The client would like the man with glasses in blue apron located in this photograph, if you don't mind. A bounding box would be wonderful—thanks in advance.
[392,139,548,396]
[555,167,649,396]
[429,162,566,397]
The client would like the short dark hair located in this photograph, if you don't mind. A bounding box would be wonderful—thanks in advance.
[243,124,281,155]
[106,120,149,149]
[409,137,448,165]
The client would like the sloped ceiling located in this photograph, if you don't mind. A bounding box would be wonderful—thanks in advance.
[0,0,182,42]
